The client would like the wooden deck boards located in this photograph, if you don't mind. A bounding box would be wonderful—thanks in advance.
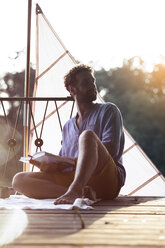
[0,196,165,247]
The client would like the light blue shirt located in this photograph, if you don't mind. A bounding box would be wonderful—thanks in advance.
[59,102,126,188]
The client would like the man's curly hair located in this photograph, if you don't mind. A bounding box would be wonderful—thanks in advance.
[64,64,94,90]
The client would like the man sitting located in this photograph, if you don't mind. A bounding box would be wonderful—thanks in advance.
[12,64,126,204]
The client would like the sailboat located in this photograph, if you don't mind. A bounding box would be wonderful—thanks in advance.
[27,3,165,196]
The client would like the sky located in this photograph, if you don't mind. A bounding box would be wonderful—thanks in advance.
[1,0,165,76]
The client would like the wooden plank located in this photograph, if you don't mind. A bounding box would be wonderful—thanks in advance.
[1,212,164,221]
[5,233,165,246]
[1,213,165,229]
[94,197,165,206]
[4,245,165,248]
[1,197,165,248]
[1,214,165,230]
[1,206,165,214]
[1,213,165,227]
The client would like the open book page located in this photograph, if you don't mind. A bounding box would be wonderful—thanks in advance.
[19,156,32,163]
[19,152,76,172]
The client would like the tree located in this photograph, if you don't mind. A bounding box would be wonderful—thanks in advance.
[95,57,165,176]
[0,68,35,185]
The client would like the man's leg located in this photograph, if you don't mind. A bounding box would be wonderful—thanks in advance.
[54,130,110,204]
[12,171,67,199]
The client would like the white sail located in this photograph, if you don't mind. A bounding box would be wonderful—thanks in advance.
[29,4,165,196]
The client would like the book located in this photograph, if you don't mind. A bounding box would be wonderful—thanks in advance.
[19,151,76,173]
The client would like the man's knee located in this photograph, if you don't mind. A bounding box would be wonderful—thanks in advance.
[79,130,97,143]
[12,172,27,192]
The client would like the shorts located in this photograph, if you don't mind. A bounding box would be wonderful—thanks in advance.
[53,155,120,200]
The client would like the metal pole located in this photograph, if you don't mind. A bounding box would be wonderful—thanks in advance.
[24,0,32,171]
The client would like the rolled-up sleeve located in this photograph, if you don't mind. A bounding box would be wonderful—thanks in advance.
[101,105,124,160]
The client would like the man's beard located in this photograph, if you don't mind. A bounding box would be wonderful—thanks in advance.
[77,92,97,103]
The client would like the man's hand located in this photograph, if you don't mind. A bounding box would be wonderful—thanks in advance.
[29,157,42,169]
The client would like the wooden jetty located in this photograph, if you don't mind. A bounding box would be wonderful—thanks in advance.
[0,196,165,247]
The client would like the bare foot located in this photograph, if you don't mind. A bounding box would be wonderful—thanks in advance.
[54,186,97,205]
[82,186,96,201]
[54,187,82,205]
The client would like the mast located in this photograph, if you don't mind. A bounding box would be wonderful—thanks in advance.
[24,0,32,171]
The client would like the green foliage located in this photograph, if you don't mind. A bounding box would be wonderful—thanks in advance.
[95,58,165,175]
[0,68,35,185]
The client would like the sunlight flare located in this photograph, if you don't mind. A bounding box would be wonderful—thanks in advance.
[0,209,28,245]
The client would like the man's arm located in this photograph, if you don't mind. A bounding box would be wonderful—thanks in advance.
[101,104,124,158]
